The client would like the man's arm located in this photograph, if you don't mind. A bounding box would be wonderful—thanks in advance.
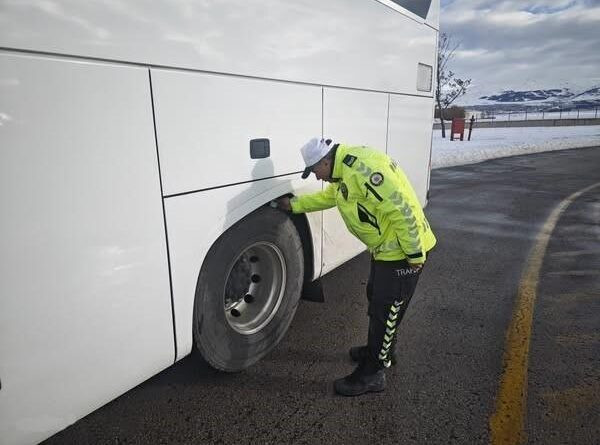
[277,183,337,213]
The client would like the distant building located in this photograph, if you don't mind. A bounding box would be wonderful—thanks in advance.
[464,109,483,120]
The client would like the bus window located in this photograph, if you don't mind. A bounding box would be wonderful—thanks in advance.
[378,0,432,19]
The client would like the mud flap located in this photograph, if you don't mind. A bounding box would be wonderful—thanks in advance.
[301,279,325,302]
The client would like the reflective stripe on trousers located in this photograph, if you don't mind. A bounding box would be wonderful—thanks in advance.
[365,258,424,369]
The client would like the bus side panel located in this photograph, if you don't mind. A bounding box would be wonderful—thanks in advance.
[150,64,323,361]
[150,69,322,196]
[0,0,437,96]
[321,88,389,275]
[164,178,322,361]
[387,94,435,206]
[0,54,173,445]
[323,88,389,151]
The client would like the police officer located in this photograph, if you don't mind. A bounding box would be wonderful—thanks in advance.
[277,137,436,396]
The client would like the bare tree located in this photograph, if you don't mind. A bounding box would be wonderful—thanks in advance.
[436,33,471,138]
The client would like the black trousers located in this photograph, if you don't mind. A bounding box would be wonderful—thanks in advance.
[365,257,423,369]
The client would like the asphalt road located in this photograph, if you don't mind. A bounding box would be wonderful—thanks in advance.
[44,147,600,445]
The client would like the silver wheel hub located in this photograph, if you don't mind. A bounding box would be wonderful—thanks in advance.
[224,242,286,335]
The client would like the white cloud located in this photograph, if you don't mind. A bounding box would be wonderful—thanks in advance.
[453,49,493,60]
[485,10,543,26]
[440,0,600,102]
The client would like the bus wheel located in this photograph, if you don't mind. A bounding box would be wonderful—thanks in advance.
[193,206,304,372]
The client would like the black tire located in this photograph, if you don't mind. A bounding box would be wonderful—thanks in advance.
[193,206,304,372]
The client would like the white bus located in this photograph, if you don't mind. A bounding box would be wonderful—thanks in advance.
[0,1,439,443]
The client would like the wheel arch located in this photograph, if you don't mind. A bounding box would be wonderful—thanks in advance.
[195,196,319,307]
[168,178,322,362]
[191,204,306,371]
[195,182,321,293]
[289,212,315,289]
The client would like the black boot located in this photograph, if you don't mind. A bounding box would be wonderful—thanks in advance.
[334,363,386,396]
[349,346,397,366]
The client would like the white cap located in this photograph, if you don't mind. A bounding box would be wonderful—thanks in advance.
[300,137,335,179]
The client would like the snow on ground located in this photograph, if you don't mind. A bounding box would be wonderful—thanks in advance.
[432,125,600,169]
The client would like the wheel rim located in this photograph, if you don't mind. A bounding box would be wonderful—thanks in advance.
[223,242,286,335]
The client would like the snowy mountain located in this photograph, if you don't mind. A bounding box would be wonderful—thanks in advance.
[571,87,600,108]
[463,85,600,111]
[479,89,573,103]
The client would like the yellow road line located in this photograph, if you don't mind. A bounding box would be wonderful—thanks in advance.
[489,181,600,445]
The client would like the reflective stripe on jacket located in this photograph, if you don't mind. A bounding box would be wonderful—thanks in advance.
[290,144,436,263]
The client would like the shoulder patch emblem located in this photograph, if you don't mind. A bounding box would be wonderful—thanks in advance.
[370,172,384,186]
[343,154,357,167]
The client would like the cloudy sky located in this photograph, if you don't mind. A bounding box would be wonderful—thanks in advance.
[440,0,600,103]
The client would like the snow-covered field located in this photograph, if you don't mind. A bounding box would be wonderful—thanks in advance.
[432,125,600,169]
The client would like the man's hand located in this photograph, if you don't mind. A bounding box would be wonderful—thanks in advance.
[408,262,423,271]
[276,197,292,212]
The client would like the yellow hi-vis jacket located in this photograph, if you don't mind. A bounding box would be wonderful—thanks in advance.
[290,144,436,263]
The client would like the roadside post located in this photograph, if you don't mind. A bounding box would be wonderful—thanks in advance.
[468,115,475,141]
